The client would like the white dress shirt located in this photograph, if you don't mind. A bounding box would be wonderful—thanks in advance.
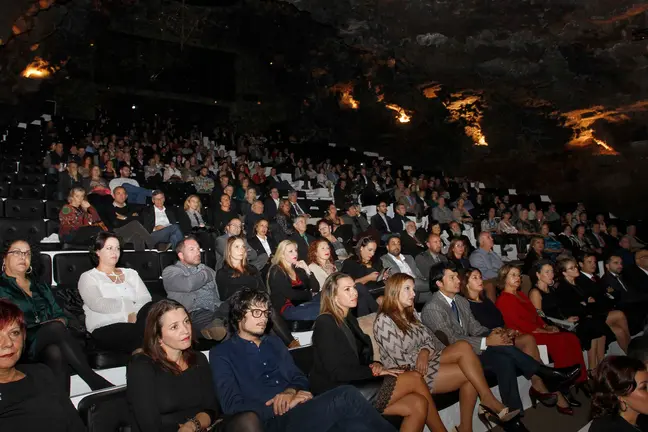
[154,206,171,227]
[439,291,488,350]
[256,235,272,256]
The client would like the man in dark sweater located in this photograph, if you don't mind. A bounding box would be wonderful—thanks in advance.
[209,288,396,432]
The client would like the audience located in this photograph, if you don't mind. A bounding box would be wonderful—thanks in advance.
[108,164,151,205]
[316,219,349,261]
[342,236,386,295]
[401,221,426,257]
[247,218,277,259]
[0,300,86,431]
[275,199,295,239]
[127,299,261,432]
[216,217,267,271]
[161,236,227,341]
[141,190,183,249]
[106,186,159,251]
[210,288,396,432]
[0,239,112,392]
[380,235,431,304]
[311,272,445,432]
[290,216,316,262]
[59,187,106,245]
[446,238,470,271]
[78,232,153,354]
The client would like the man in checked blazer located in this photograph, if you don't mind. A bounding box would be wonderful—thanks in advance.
[421,262,580,413]
[380,235,432,304]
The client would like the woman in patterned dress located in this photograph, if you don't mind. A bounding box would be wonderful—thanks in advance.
[310,272,446,432]
[374,273,516,432]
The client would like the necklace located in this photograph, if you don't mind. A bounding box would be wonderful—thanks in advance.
[102,269,124,284]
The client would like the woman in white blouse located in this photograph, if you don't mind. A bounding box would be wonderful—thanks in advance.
[78,232,153,354]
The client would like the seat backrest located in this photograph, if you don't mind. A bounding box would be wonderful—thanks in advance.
[77,386,131,432]
[290,345,314,375]
[54,253,94,286]
[0,183,10,198]
[37,253,52,286]
[4,198,45,219]
[10,184,45,199]
[119,251,161,282]
[45,200,66,220]
[159,251,178,271]
[0,219,46,244]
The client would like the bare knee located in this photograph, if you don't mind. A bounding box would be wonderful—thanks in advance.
[406,393,429,417]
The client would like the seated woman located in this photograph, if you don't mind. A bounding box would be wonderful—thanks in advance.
[59,186,106,246]
[373,273,523,432]
[267,240,320,321]
[0,239,112,392]
[247,219,277,259]
[316,219,350,261]
[0,300,86,431]
[446,238,470,271]
[84,165,111,196]
[274,199,295,240]
[183,195,211,232]
[341,236,386,295]
[239,187,257,217]
[307,239,378,317]
[324,203,345,231]
[127,299,262,432]
[590,356,648,432]
[462,267,573,413]
[495,265,588,388]
[530,260,610,386]
[310,272,446,432]
[522,236,546,276]
[571,224,593,255]
[453,198,474,226]
[78,232,153,354]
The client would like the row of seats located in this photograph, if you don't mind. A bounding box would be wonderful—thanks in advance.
[0,172,51,185]
[0,183,61,200]
[0,198,65,219]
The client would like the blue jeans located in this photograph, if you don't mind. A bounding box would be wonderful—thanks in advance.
[122,183,152,205]
[480,345,539,411]
[150,224,184,248]
[282,294,321,321]
[264,385,396,432]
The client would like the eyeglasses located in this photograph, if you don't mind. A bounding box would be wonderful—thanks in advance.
[7,250,31,258]
[249,309,271,318]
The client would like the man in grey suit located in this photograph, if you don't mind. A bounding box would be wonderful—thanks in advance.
[421,262,580,414]
[215,216,268,271]
[415,233,449,281]
[161,236,227,341]
[380,235,432,303]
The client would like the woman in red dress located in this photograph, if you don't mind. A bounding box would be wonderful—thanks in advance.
[495,265,587,398]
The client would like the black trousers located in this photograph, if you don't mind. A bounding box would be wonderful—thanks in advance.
[90,302,153,354]
[63,226,103,246]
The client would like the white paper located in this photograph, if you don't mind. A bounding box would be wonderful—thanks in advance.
[478,182,485,188]
[18,123,27,129]
[540,195,551,202]
[609,213,617,219]
[41,114,52,121]
[350,147,356,152]
[31,120,41,126]
[508,189,517,195]
[328,143,336,147]
[403,165,412,170]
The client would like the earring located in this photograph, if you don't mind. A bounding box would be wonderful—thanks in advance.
[26,266,33,275]
[620,400,628,412]
[1,261,4,274]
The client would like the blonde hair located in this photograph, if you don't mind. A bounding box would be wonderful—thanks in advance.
[183,194,202,212]
[270,239,297,280]
[319,272,355,326]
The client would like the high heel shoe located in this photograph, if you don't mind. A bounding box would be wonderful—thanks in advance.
[556,403,574,416]
[478,407,529,432]
[574,381,592,399]
[478,404,520,423]
[529,387,558,408]
[535,364,582,392]
[562,389,582,407]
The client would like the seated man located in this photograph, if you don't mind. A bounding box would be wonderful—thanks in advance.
[141,190,184,248]
[108,164,151,205]
[161,236,227,341]
[603,254,648,334]
[469,232,504,302]
[422,262,579,415]
[107,186,160,251]
[210,288,396,432]
[264,187,281,219]
[289,216,316,262]
[370,201,393,240]
[216,217,268,271]
[340,204,369,241]
[380,235,431,304]
[388,203,409,233]
[431,197,453,225]
[415,233,449,281]
[288,190,310,219]
[625,249,648,290]
[400,220,426,257]
[245,200,265,235]
[193,166,215,194]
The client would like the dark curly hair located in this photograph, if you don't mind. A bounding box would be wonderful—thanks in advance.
[591,356,647,419]
[2,237,43,280]
[89,232,122,267]
[227,288,272,334]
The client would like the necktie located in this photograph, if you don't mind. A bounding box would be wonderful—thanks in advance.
[294,203,304,215]
[451,300,460,325]
[193,212,201,226]
[302,234,309,245]
[616,276,628,292]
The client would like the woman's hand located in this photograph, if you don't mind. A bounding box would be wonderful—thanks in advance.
[177,422,197,432]
[587,297,596,303]
[415,349,430,376]
[80,200,91,210]
[295,260,310,274]
[567,316,579,323]
[545,325,560,333]
[369,362,384,376]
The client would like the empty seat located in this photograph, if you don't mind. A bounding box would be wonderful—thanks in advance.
[77,386,130,432]
[119,251,161,282]
[53,253,94,287]
[37,253,52,286]
[45,219,60,236]
[0,173,14,183]
[15,173,45,185]
[10,184,45,199]
[0,219,46,244]
[0,199,4,217]
[4,199,45,219]
[0,183,8,198]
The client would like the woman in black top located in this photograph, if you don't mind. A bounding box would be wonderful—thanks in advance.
[530,259,611,374]
[341,236,385,294]
[127,299,261,432]
[0,299,85,431]
[522,236,546,276]
[216,236,297,347]
[446,238,470,271]
[266,239,320,321]
[590,356,648,432]
[460,268,572,412]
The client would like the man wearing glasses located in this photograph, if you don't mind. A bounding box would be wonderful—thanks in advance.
[210,288,397,432]
[215,217,268,271]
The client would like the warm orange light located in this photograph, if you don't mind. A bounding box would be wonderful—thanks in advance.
[21,57,54,79]
[443,91,488,146]
[332,83,360,110]
[385,104,412,123]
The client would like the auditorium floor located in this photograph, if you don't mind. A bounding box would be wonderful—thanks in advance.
[494,391,590,432]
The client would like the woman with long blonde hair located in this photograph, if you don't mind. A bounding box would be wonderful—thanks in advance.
[311,272,446,432]
[266,240,320,321]
[374,273,520,432]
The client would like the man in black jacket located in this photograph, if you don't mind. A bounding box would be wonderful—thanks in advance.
[389,203,409,233]
[264,187,281,219]
[141,190,184,248]
[290,216,316,262]
[370,201,392,240]
[602,254,648,334]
